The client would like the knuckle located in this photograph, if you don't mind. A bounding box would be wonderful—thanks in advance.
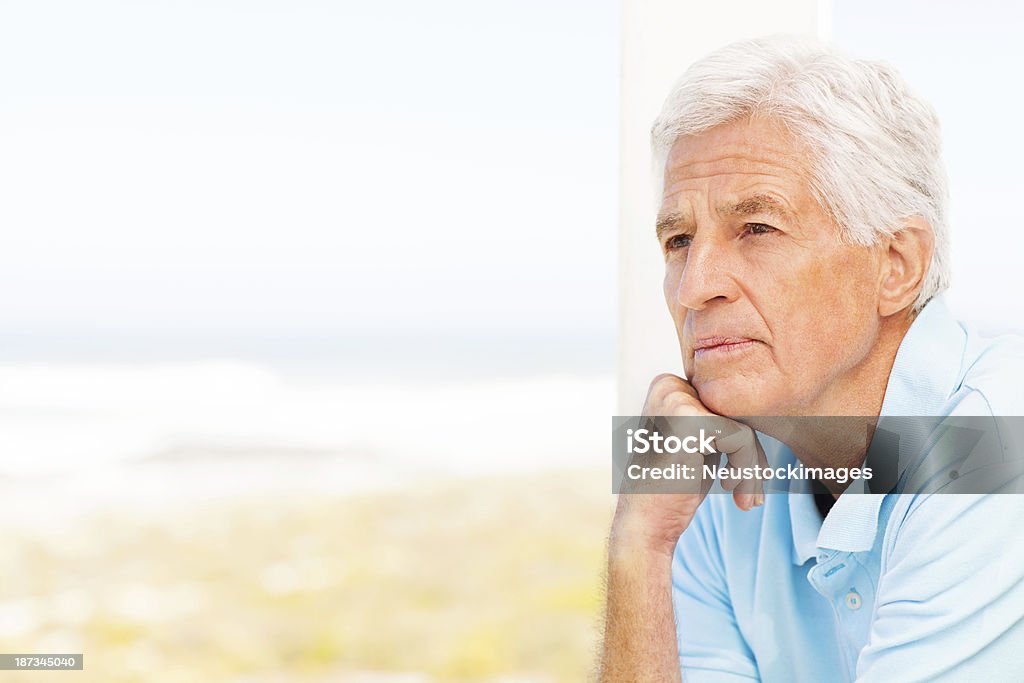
[681,451,702,468]
[649,373,680,391]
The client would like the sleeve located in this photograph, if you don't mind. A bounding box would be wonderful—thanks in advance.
[855,492,1024,681]
[672,499,760,682]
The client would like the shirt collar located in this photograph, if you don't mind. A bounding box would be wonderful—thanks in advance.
[815,479,885,554]
[788,478,822,564]
[878,295,966,417]
[788,295,967,559]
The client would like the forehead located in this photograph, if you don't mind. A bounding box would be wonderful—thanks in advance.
[661,116,815,208]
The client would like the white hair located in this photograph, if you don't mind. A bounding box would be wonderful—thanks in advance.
[651,36,950,311]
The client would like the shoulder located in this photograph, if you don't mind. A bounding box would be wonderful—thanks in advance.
[862,491,1024,678]
[956,328,1024,415]
[878,492,1024,601]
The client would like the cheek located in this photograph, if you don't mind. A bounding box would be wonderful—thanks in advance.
[820,254,880,326]
[759,253,876,352]
[779,257,879,363]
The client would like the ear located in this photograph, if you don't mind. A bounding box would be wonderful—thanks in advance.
[878,216,934,317]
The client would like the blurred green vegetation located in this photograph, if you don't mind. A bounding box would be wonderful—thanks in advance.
[0,468,612,682]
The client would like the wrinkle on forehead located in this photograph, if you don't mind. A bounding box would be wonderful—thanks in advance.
[656,118,822,238]
[661,117,814,186]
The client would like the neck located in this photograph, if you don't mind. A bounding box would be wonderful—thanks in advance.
[748,310,916,497]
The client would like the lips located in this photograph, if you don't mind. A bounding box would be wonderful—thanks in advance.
[692,336,760,356]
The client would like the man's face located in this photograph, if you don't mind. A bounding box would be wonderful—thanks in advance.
[659,117,885,416]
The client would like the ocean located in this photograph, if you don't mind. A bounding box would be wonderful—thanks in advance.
[0,347,614,529]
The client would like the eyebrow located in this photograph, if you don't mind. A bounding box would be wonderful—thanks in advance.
[720,193,789,219]
[655,212,693,242]
[655,193,790,242]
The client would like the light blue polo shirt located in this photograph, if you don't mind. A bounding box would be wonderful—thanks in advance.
[672,296,1024,681]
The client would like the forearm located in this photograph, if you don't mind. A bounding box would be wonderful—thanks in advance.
[598,536,681,683]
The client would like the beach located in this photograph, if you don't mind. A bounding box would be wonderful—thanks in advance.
[0,362,614,681]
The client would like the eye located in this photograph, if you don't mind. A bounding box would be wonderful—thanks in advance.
[745,222,777,236]
[665,234,692,250]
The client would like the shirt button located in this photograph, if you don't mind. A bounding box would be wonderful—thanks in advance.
[845,591,862,610]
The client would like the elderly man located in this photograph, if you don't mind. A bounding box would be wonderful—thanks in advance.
[598,37,1024,681]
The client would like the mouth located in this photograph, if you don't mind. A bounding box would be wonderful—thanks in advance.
[692,336,760,359]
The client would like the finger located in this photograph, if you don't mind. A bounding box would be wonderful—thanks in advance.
[754,437,769,505]
[740,437,768,506]
[699,451,719,498]
[716,425,764,510]
[647,374,699,409]
[728,450,761,510]
[719,471,741,492]
[648,373,686,401]
[643,374,685,415]
[713,422,754,452]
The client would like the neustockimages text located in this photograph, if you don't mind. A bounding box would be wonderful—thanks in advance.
[624,428,873,484]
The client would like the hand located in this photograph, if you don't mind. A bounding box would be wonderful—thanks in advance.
[613,373,767,557]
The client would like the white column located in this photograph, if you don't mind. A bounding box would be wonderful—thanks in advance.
[617,0,829,413]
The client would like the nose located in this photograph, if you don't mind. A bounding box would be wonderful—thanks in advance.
[672,236,738,311]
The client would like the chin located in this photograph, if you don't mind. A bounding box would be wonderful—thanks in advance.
[693,376,781,417]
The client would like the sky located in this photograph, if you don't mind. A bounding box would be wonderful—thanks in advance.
[0,0,620,367]
[3,0,1023,373]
